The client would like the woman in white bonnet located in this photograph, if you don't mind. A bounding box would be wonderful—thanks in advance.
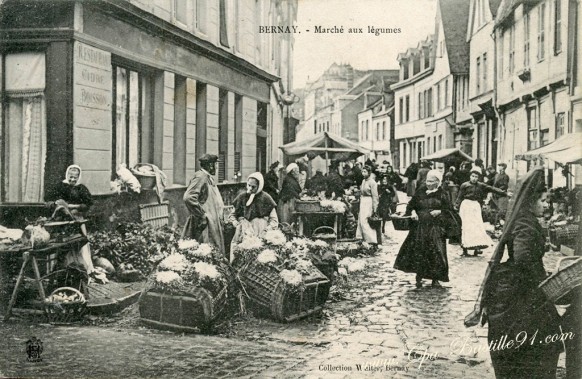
[394,169,452,288]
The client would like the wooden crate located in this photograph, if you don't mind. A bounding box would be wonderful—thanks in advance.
[295,200,322,213]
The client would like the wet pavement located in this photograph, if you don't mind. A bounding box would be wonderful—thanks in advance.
[0,212,567,378]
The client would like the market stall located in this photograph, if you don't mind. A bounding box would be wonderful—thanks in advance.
[515,132,582,252]
[279,131,370,171]
[280,132,369,238]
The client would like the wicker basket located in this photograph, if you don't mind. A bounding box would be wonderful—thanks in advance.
[295,200,322,213]
[234,260,330,322]
[391,215,412,231]
[539,256,582,303]
[311,227,338,282]
[139,283,230,333]
[549,224,579,248]
[43,287,87,324]
[131,163,157,190]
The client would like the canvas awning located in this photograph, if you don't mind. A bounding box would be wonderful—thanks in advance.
[421,148,474,163]
[279,132,370,162]
[515,133,582,165]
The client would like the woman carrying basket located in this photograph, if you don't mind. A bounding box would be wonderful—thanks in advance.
[394,170,453,288]
[465,167,562,378]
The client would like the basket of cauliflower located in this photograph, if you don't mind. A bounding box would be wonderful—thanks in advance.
[43,287,87,324]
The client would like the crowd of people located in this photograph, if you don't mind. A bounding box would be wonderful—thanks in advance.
[41,152,580,378]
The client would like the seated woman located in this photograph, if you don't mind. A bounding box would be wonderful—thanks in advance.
[229,172,278,258]
[45,165,97,276]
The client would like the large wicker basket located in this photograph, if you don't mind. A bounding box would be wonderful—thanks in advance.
[548,224,579,249]
[235,259,330,322]
[139,264,235,333]
[43,287,87,324]
[139,282,231,333]
[539,256,582,303]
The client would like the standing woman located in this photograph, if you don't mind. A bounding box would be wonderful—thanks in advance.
[277,163,302,225]
[394,170,451,288]
[377,175,395,237]
[45,165,95,274]
[455,170,508,256]
[355,165,379,246]
[467,167,562,378]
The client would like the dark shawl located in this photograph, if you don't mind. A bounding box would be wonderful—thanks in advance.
[279,174,301,203]
[232,191,276,222]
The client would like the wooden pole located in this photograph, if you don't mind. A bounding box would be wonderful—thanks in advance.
[325,134,330,174]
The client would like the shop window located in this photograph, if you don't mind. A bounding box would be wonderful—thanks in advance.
[112,66,153,175]
[174,75,187,185]
[218,89,229,182]
[195,82,207,171]
[234,94,243,176]
[256,102,267,173]
[1,52,47,202]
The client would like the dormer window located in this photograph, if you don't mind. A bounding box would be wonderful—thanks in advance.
[401,59,410,80]
[413,55,421,75]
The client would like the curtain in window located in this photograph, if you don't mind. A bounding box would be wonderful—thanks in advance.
[3,53,46,202]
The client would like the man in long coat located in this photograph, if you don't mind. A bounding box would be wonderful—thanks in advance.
[182,154,225,254]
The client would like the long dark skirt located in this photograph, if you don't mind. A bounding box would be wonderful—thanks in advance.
[394,221,449,281]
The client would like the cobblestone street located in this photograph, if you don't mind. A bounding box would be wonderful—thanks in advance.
[0,219,566,378]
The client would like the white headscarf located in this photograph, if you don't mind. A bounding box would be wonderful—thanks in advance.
[426,169,443,193]
[246,172,264,206]
[286,163,299,174]
[63,164,82,185]
[427,169,443,184]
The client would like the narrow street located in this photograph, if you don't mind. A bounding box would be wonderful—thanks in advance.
[0,218,566,378]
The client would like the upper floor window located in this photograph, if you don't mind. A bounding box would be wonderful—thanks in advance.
[405,95,410,122]
[476,56,481,93]
[382,121,387,140]
[376,122,381,141]
[402,60,409,80]
[418,92,423,119]
[538,2,546,61]
[556,112,565,138]
[195,0,207,34]
[399,97,404,124]
[508,25,515,73]
[444,79,449,107]
[437,83,442,110]
[1,52,46,202]
[482,53,487,92]
[527,106,538,150]
[524,12,531,67]
[498,31,504,79]
[554,0,561,54]
[219,0,229,47]
[174,0,188,25]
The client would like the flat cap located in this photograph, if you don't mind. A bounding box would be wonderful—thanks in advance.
[199,153,219,163]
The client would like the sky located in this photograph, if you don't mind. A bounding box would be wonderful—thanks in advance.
[293,0,438,89]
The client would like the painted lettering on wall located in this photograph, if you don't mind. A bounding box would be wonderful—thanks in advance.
[76,43,111,68]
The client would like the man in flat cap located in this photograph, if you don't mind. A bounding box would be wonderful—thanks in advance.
[182,154,225,254]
